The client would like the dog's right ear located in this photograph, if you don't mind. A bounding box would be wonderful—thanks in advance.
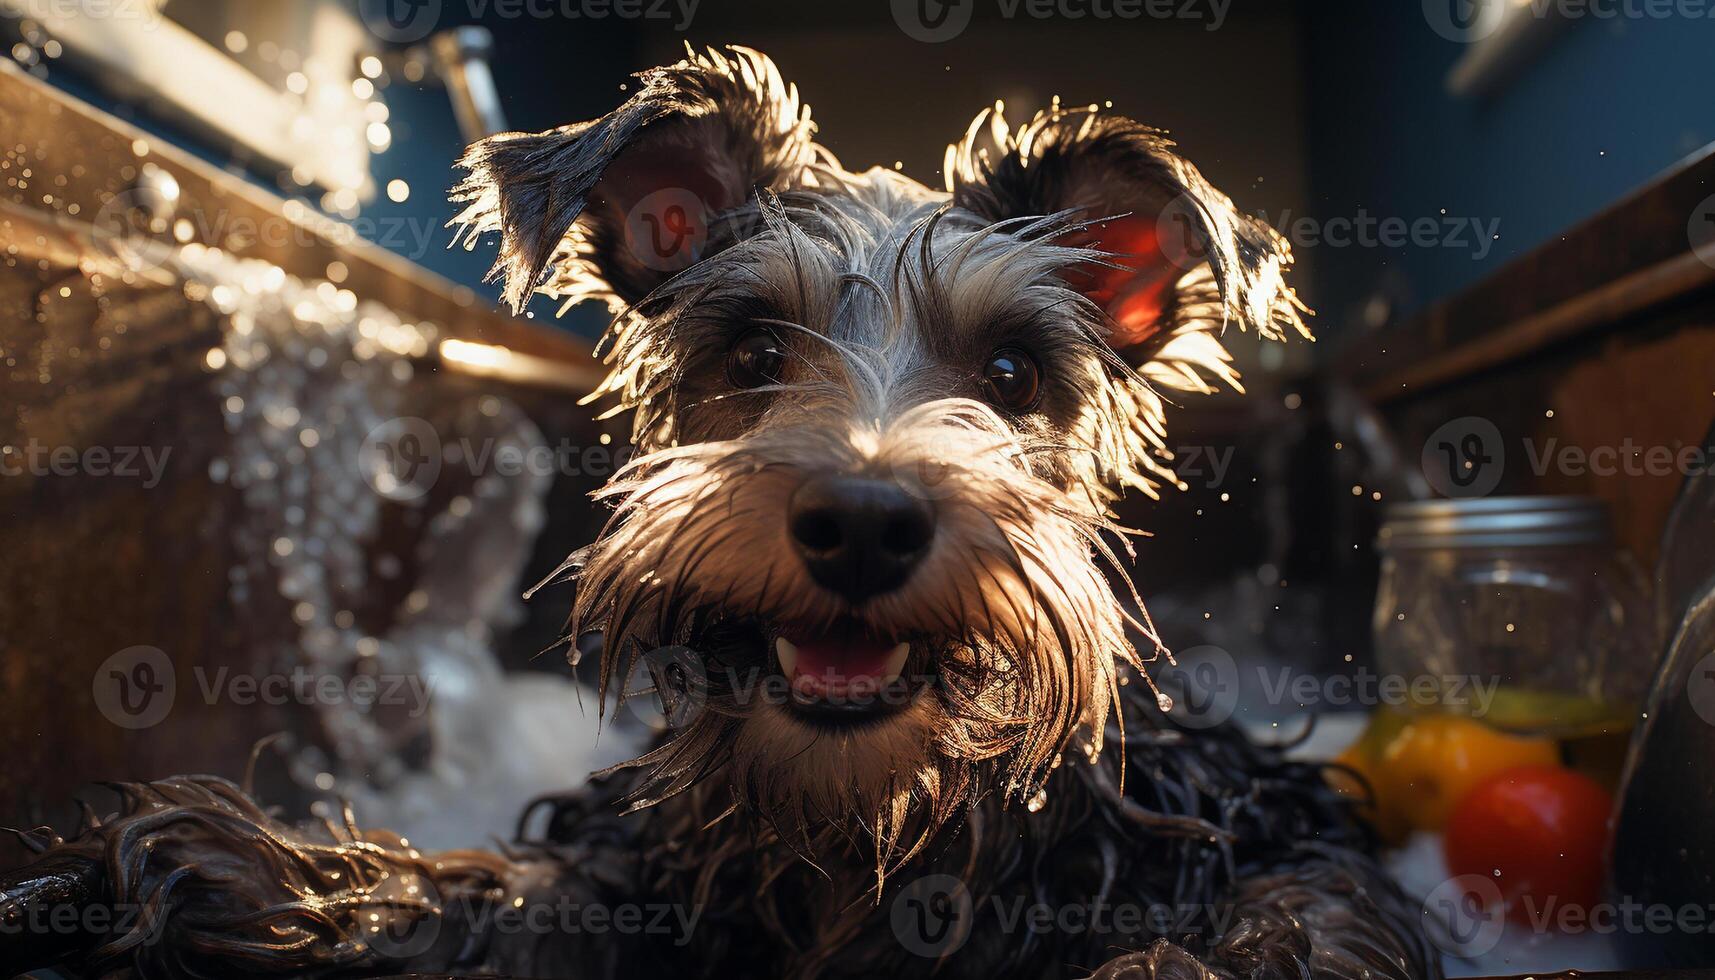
[451,45,817,313]
[946,103,1307,393]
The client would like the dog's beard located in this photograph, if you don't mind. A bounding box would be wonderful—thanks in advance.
[563,398,1152,877]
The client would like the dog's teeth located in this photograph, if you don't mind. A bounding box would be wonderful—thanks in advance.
[884,642,909,681]
[775,637,799,677]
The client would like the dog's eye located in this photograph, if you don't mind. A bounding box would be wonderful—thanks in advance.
[727,328,786,388]
[980,348,1041,411]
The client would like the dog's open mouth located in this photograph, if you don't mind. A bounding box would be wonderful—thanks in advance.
[630,610,940,729]
[769,619,929,725]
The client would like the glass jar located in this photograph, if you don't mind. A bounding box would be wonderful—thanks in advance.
[1372,496,1652,741]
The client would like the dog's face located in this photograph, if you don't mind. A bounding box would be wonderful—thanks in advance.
[453,47,1304,867]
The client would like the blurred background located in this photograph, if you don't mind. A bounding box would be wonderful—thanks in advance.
[13,1,1715,334]
[3,1,1715,974]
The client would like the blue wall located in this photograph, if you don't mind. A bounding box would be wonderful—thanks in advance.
[1303,2,1715,337]
[356,14,642,337]
[363,77,501,305]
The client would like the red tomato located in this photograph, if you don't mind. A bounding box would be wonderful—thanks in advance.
[1443,766,1614,923]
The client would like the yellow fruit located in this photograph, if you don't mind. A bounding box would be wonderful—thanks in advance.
[1379,713,1560,831]
[1328,710,1563,841]
[1330,741,1412,844]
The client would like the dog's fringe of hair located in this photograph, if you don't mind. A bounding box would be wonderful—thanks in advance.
[582,189,1252,502]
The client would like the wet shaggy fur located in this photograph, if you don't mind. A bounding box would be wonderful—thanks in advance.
[0,706,1429,979]
[2,46,1435,979]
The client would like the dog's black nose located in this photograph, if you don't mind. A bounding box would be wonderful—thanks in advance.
[788,476,935,603]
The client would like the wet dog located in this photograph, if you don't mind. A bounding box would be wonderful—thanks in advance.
[1,46,1434,980]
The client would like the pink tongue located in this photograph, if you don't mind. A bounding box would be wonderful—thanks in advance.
[788,634,896,681]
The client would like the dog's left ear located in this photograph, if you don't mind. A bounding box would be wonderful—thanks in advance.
[948,104,1307,388]
[451,45,817,313]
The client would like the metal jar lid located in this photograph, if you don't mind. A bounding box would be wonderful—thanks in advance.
[1377,496,1612,550]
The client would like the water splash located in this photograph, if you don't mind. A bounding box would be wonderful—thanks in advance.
[162,242,631,847]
